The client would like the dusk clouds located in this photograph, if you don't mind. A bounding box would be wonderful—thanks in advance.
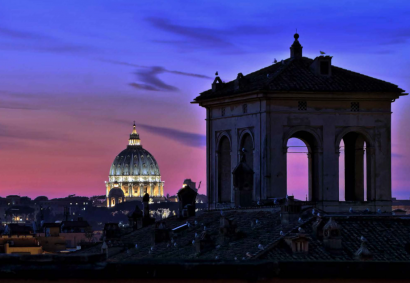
[100,60,211,92]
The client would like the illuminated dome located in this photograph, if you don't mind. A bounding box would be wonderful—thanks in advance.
[110,147,160,176]
[105,122,165,207]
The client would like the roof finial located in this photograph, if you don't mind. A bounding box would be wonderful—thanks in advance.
[215,71,219,76]
[290,32,302,58]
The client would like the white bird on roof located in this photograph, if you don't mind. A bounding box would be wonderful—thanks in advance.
[360,236,367,242]
[258,244,264,250]
[174,242,177,247]
[280,231,284,236]
[150,246,154,251]
[246,252,252,257]
[298,227,305,233]
[312,208,316,215]
[192,240,195,245]
[377,208,382,214]
[298,217,303,224]
[349,207,354,213]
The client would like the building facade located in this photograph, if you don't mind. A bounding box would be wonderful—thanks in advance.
[194,33,407,211]
[106,123,165,207]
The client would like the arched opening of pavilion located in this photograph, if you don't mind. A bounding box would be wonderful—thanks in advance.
[338,132,371,201]
[285,130,321,201]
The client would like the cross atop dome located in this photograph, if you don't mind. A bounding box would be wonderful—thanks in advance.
[129,122,141,146]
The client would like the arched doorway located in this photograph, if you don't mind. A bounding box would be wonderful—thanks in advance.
[339,132,370,201]
[285,130,321,201]
[287,138,309,201]
[218,136,231,203]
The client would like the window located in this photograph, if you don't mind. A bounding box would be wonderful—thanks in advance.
[298,101,307,111]
[320,61,329,75]
[221,107,226,116]
[351,102,360,112]
[242,104,248,114]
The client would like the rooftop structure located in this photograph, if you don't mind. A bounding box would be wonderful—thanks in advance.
[193,33,407,212]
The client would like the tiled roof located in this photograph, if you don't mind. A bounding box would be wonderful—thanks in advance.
[82,208,290,261]
[194,57,405,102]
[77,207,410,263]
[259,216,410,262]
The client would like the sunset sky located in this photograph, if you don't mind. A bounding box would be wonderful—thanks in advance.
[0,0,409,200]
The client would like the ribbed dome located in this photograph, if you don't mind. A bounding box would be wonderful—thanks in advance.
[109,122,160,177]
[110,146,160,176]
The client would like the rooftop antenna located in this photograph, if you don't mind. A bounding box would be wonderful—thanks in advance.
[197,181,202,191]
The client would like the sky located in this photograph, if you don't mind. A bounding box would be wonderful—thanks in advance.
[0,0,409,200]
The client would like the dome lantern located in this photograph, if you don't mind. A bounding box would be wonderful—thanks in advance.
[128,122,141,146]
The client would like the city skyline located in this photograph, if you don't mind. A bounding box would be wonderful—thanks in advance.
[0,0,409,200]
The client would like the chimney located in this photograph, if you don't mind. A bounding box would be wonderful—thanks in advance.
[280,196,302,226]
[310,56,333,77]
[322,218,342,251]
[290,33,303,58]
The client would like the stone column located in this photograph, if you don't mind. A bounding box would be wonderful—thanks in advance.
[128,183,132,198]
[140,183,144,197]
[312,146,323,201]
[366,147,376,201]
[154,183,159,197]
[307,152,312,201]
[150,183,154,196]
[354,148,365,201]
[160,182,164,197]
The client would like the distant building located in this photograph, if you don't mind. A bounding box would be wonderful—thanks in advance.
[0,224,42,255]
[37,217,94,249]
[106,123,165,207]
